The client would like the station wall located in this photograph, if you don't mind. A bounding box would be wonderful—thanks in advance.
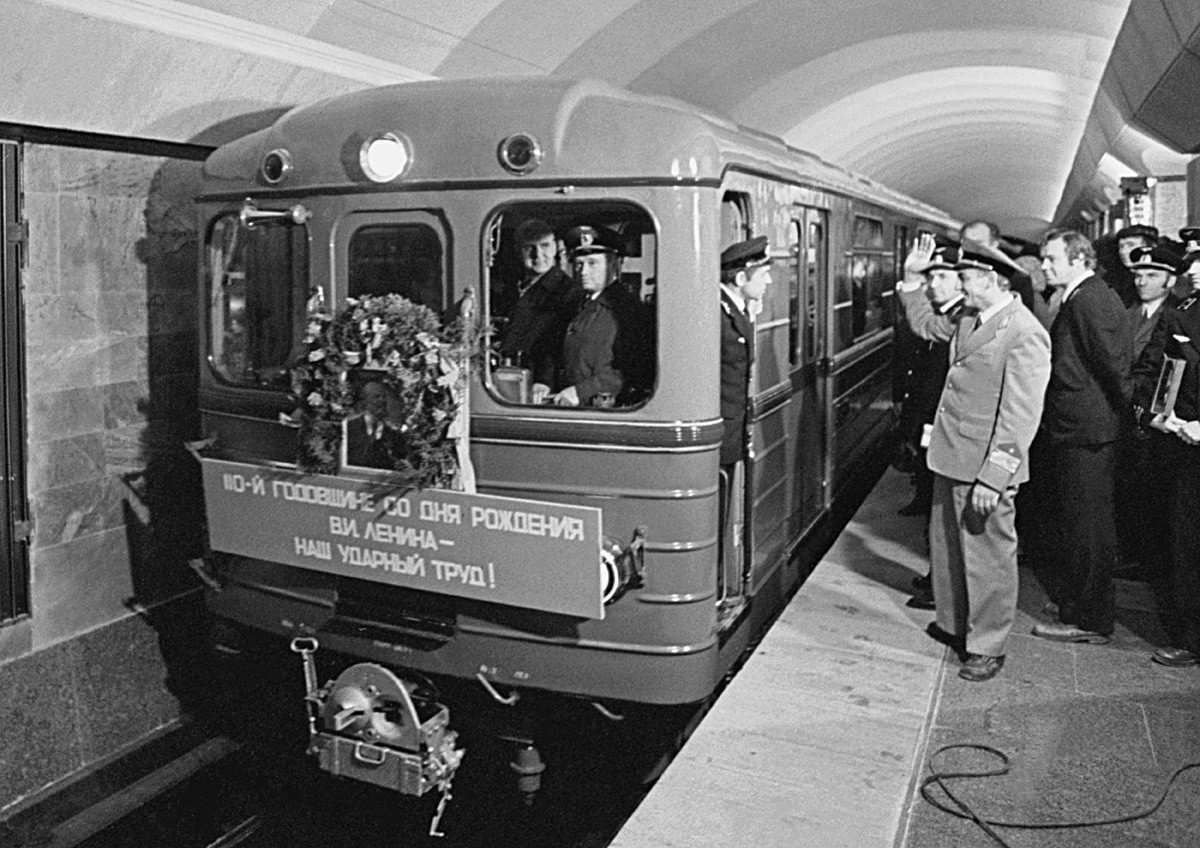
[0,142,209,814]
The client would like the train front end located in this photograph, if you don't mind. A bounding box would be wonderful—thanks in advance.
[193,79,728,801]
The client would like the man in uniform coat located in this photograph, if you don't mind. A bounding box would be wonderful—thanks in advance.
[1033,229,1132,644]
[1117,245,1182,567]
[899,242,1051,681]
[498,219,581,403]
[1132,260,1200,667]
[719,235,771,468]
[551,225,648,407]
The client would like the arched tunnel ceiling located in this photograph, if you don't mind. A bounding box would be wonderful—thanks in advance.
[11,0,1197,240]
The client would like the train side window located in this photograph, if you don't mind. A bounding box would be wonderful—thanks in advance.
[805,213,826,364]
[838,214,891,350]
[206,212,308,389]
[788,219,801,365]
[347,223,445,311]
[483,201,657,410]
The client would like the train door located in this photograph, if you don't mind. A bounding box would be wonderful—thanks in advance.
[717,192,750,620]
[795,207,829,521]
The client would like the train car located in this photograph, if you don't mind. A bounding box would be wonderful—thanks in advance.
[192,78,956,816]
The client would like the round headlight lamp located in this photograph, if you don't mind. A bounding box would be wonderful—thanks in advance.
[359,132,412,182]
[260,148,293,185]
[498,133,543,175]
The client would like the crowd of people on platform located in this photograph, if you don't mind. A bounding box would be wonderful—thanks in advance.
[892,220,1200,682]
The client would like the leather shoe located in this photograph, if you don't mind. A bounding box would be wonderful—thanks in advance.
[905,592,935,610]
[958,654,1005,682]
[1152,647,1199,667]
[1031,622,1110,644]
[925,622,966,659]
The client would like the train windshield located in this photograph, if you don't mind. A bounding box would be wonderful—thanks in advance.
[483,202,657,409]
[206,213,309,389]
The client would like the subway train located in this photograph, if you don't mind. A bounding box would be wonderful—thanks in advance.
[192,77,955,818]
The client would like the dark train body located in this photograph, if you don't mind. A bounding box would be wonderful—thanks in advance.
[193,78,954,802]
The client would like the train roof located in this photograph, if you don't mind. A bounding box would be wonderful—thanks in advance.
[202,77,955,227]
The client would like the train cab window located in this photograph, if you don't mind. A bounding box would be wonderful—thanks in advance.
[721,192,751,250]
[347,222,445,311]
[206,212,308,390]
[483,202,656,409]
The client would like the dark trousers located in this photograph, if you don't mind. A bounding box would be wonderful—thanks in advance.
[1046,441,1117,634]
[1114,432,1155,567]
[1142,436,1200,653]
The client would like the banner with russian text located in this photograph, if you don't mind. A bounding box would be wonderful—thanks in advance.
[200,458,604,619]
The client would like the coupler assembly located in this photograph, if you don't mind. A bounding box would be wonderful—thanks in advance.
[290,638,465,836]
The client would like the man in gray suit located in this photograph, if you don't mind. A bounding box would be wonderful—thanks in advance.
[899,239,1051,681]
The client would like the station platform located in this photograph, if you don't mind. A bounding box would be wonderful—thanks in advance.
[611,468,1200,848]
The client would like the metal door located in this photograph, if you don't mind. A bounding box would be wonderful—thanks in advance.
[795,207,828,522]
[0,140,29,622]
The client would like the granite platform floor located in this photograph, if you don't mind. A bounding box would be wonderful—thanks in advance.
[611,468,1200,848]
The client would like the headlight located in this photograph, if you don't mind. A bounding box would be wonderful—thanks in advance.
[360,132,412,182]
[260,149,293,185]
[600,529,646,605]
[497,133,543,175]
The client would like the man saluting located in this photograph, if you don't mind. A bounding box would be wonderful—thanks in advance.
[898,235,1051,682]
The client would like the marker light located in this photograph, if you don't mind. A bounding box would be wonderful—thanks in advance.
[360,133,412,182]
[498,133,543,175]
[260,149,293,185]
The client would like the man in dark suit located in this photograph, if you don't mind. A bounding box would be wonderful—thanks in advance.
[1132,259,1200,667]
[899,242,1051,682]
[497,219,580,403]
[1032,229,1132,644]
[1117,245,1183,569]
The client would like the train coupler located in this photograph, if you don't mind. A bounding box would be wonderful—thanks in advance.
[289,640,464,835]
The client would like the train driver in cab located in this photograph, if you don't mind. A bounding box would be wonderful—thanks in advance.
[497,219,581,403]
[550,225,646,407]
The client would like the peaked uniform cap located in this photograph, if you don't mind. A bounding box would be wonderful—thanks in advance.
[720,236,770,271]
[953,241,1019,279]
[565,225,623,257]
[1130,244,1181,274]
[923,244,962,272]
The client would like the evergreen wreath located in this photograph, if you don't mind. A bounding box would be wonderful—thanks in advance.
[288,294,471,489]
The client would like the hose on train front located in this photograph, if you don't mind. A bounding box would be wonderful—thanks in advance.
[921,743,1200,847]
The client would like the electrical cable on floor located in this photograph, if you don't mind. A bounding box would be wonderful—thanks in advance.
[921,743,1200,848]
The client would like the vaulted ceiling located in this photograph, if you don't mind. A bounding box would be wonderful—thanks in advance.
[5,0,1198,240]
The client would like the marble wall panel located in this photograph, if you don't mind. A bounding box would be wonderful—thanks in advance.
[28,476,129,551]
[23,289,101,343]
[25,336,111,395]
[26,433,105,494]
[29,526,136,648]
[26,386,105,445]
